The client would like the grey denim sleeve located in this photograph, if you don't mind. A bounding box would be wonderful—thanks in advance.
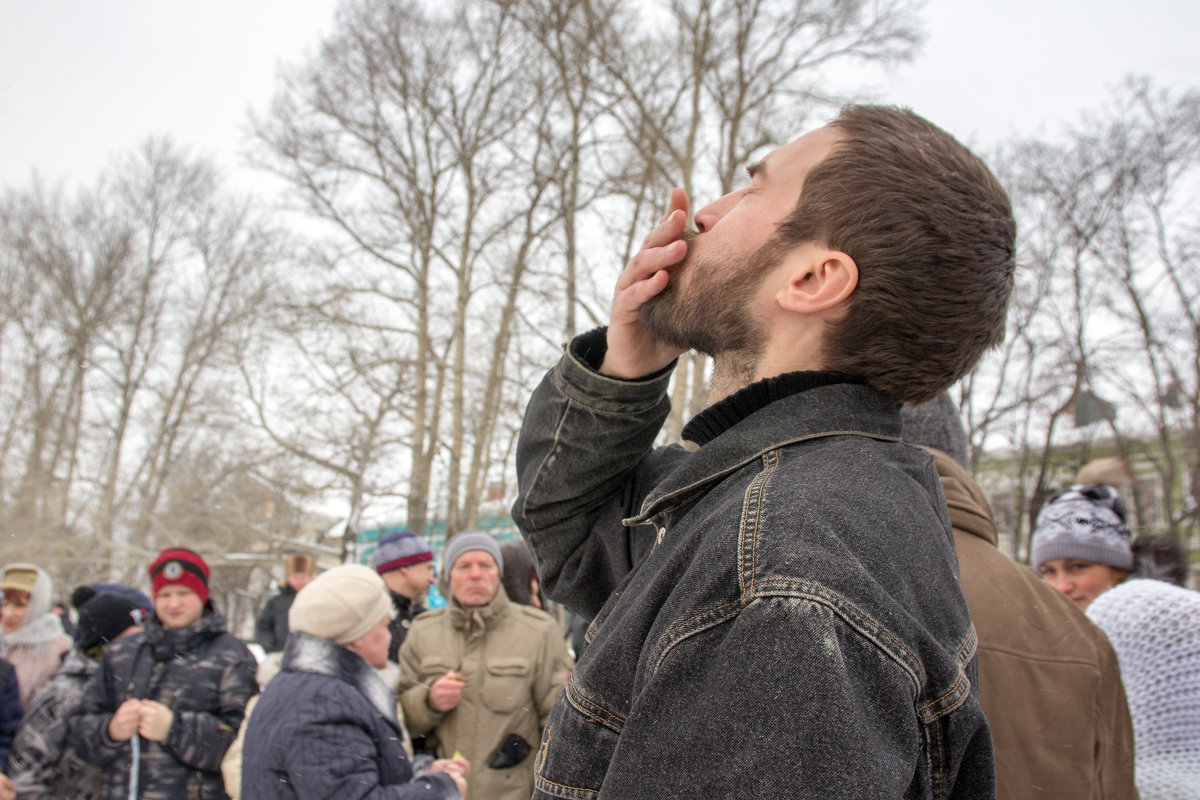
[512,330,684,620]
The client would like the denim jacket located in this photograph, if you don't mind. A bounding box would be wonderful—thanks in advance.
[512,331,994,799]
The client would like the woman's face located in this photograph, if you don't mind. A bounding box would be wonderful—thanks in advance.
[1038,559,1128,610]
[1,589,30,633]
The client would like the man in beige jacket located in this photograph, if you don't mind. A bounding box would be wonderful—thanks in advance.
[902,395,1137,800]
[398,531,573,800]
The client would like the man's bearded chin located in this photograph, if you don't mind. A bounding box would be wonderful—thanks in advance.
[637,230,706,353]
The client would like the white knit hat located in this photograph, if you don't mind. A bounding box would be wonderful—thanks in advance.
[1087,579,1200,799]
[288,564,395,645]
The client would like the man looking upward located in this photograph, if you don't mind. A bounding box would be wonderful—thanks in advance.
[513,106,1016,799]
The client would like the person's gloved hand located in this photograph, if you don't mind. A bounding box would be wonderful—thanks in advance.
[488,734,532,769]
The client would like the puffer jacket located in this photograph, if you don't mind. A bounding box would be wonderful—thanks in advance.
[241,632,461,800]
[72,606,257,800]
[510,329,993,799]
[397,589,573,800]
[9,648,107,800]
[928,448,1138,800]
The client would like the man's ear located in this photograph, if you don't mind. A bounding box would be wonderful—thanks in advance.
[776,247,858,314]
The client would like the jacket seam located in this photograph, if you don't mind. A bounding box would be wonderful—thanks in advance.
[740,451,779,601]
[648,601,743,675]
[562,674,625,733]
[750,579,925,693]
[627,430,900,524]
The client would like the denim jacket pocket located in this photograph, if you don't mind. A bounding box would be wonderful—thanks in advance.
[482,657,532,712]
[533,676,622,799]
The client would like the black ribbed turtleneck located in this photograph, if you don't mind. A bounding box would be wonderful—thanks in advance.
[681,371,866,446]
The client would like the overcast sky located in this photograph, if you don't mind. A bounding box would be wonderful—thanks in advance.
[2,0,1198,194]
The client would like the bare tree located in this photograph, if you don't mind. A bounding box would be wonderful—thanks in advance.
[965,79,1200,558]
[0,139,287,581]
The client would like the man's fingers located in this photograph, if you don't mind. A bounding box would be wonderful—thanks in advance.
[642,207,687,249]
[616,239,687,292]
[613,269,670,315]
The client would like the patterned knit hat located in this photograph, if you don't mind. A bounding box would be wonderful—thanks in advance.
[1087,579,1200,797]
[148,547,210,604]
[1031,485,1134,571]
[371,529,434,574]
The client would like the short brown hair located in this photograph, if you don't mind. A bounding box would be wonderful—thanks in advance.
[779,105,1016,404]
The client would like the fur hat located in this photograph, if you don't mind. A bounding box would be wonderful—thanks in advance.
[77,594,143,654]
[444,530,503,575]
[371,529,434,575]
[1031,485,1134,571]
[285,554,315,576]
[288,564,395,645]
[148,547,210,604]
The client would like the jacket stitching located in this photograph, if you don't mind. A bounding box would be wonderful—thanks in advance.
[751,579,925,692]
[562,674,625,733]
[648,602,743,674]
[740,451,779,601]
[626,430,898,523]
[534,725,602,797]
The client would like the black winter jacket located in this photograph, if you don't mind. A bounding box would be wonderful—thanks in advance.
[73,607,258,800]
[255,585,297,654]
[0,657,21,771]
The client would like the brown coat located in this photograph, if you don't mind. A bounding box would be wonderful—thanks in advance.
[397,588,573,800]
[928,448,1137,800]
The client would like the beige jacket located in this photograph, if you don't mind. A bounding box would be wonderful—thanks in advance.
[929,448,1137,800]
[398,589,573,800]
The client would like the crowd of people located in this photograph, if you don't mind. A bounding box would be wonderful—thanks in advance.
[0,105,1198,799]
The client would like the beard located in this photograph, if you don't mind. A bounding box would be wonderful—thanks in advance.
[638,230,781,361]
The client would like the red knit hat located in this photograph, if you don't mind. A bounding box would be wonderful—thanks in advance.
[148,547,210,604]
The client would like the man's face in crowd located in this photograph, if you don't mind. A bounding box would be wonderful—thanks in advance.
[154,585,205,629]
[382,561,436,603]
[287,571,313,592]
[640,126,841,358]
[448,551,501,608]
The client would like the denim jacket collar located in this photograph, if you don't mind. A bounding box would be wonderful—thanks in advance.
[627,382,901,526]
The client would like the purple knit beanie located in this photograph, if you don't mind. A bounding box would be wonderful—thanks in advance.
[371,529,434,574]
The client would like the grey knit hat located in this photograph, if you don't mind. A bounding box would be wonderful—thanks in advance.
[1031,485,1134,571]
[443,530,503,575]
